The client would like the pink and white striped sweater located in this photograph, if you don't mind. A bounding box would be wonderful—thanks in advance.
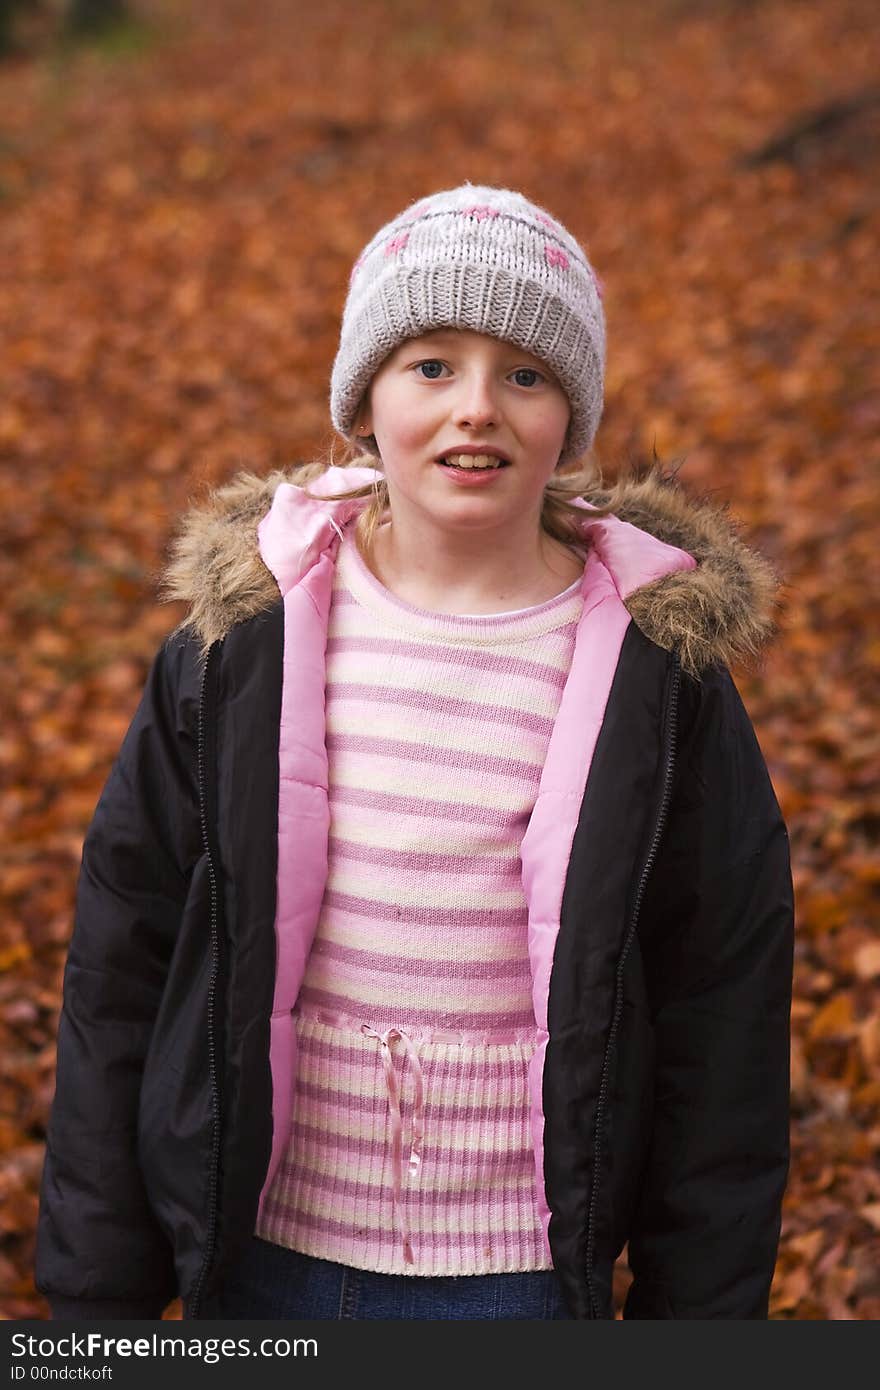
[255,530,585,1275]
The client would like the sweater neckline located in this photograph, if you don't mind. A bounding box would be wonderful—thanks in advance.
[337,529,585,644]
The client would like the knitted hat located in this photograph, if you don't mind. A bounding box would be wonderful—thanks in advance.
[329,184,606,464]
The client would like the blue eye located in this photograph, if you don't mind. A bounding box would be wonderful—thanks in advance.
[512,368,543,387]
[415,360,446,379]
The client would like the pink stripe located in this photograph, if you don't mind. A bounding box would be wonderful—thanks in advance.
[294,1077,531,1122]
[297,1032,533,1075]
[297,986,534,1032]
[327,632,574,685]
[320,889,528,928]
[326,731,545,780]
[308,938,531,979]
[327,680,557,735]
[292,1105,530,1145]
[329,785,534,825]
[269,1160,537,1200]
[289,1120,534,1168]
[329,766,541,807]
[303,958,530,1001]
[338,561,584,629]
[291,1100,528,1147]
[326,835,522,876]
[261,1205,540,1251]
[301,969,531,1019]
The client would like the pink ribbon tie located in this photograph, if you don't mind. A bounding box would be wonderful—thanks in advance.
[360,1024,425,1265]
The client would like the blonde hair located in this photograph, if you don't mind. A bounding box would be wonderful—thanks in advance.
[291,433,618,565]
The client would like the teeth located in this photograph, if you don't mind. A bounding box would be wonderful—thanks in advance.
[443,454,503,469]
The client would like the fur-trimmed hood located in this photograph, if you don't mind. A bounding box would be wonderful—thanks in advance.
[158,463,783,679]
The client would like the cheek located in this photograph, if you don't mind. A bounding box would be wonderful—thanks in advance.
[392,415,430,447]
[367,380,411,428]
[373,397,432,452]
[529,400,570,446]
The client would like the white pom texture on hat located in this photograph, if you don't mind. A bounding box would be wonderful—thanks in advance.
[329,184,606,464]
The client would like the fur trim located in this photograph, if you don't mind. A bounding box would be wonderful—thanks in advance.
[592,464,783,678]
[159,468,291,657]
[159,462,783,678]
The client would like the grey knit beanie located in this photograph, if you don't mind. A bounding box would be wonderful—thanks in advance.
[329,184,606,464]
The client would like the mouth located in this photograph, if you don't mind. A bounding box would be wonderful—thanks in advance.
[436,453,511,471]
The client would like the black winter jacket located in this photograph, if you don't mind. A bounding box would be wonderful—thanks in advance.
[35,466,794,1320]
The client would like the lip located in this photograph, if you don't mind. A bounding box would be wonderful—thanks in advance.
[435,458,509,488]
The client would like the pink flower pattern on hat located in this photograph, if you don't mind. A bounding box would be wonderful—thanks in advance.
[385,233,410,257]
[545,245,569,270]
[462,205,500,221]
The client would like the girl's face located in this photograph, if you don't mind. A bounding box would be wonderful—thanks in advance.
[356,328,571,541]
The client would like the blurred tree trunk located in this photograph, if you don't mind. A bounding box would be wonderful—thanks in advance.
[64,0,128,34]
[0,0,28,56]
[1,0,134,56]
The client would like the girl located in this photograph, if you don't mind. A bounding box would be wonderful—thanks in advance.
[35,185,794,1321]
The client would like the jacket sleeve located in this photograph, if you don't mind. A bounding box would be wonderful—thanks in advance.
[35,631,205,1320]
[624,662,794,1319]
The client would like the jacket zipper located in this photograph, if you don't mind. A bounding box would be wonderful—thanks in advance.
[188,639,223,1318]
[584,650,682,1318]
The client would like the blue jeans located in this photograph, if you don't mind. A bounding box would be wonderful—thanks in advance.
[217,1237,573,1320]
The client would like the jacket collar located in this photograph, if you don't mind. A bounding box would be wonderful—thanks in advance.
[160,462,782,678]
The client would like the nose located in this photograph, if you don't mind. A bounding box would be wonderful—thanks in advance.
[453,369,498,431]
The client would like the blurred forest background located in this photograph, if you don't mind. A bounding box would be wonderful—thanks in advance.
[0,0,877,1320]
